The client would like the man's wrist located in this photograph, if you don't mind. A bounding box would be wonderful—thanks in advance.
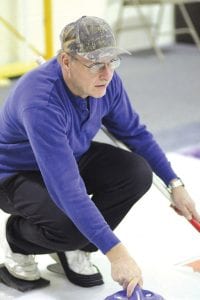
[105,243,128,262]
[167,178,184,193]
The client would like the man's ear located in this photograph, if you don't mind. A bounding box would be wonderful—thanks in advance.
[61,53,71,72]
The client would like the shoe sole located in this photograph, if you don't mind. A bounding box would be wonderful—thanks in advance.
[47,252,104,287]
[47,263,65,275]
[0,264,50,292]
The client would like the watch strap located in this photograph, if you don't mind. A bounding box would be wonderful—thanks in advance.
[168,178,184,192]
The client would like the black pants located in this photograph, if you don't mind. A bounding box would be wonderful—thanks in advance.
[0,142,152,255]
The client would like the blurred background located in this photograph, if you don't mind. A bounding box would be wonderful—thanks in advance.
[0,0,200,152]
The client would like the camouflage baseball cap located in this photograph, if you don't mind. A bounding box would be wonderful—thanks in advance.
[59,16,131,62]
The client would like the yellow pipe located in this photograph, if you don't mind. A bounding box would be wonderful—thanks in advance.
[44,0,53,59]
[0,16,43,56]
[0,61,37,79]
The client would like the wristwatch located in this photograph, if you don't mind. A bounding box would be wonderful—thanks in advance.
[168,178,184,193]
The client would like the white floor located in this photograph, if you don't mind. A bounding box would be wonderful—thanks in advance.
[0,153,200,300]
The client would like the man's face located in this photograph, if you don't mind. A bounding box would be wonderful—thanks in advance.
[63,54,118,98]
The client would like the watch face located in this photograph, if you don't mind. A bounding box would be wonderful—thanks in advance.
[169,178,184,190]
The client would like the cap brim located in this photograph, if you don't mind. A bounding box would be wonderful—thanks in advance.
[77,46,131,62]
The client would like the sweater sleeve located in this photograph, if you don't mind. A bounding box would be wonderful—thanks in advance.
[22,105,120,254]
[103,74,177,185]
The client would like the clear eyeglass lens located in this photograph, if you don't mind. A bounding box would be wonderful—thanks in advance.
[89,58,121,73]
[110,58,121,69]
[90,63,105,73]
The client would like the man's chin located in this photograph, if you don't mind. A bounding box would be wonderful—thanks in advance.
[92,89,107,98]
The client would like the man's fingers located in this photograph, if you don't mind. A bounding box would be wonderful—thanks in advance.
[170,204,192,220]
[126,279,137,298]
[192,212,200,223]
[171,203,200,226]
[122,280,128,290]
[170,204,182,215]
[188,204,200,223]
[126,276,142,298]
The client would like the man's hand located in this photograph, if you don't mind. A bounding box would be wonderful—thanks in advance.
[106,243,143,298]
[170,186,200,222]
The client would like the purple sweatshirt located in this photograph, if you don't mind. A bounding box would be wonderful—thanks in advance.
[0,58,177,253]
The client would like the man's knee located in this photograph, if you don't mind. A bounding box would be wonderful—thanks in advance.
[134,155,152,193]
[123,152,153,197]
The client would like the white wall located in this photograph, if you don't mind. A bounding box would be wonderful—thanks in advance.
[0,1,19,63]
[52,0,108,54]
[0,0,44,64]
[105,1,174,51]
[0,0,174,65]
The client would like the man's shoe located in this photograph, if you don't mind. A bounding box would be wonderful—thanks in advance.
[48,250,104,287]
[1,213,40,281]
[5,251,41,281]
[0,263,50,292]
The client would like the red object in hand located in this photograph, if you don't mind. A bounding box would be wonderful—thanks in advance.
[189,218,200,232]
